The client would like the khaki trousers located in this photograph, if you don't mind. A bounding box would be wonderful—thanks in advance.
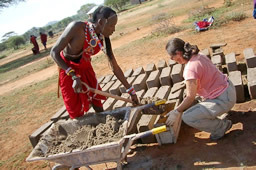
[182,80,236,136]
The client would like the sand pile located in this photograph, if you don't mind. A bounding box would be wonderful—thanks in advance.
[37,114,125,157]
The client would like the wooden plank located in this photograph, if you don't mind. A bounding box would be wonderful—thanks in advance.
[50,105,66,122]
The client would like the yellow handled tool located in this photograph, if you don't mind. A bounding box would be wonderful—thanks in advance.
[133,125,167,140]
[154,99,167,106]
[122,125,167,160]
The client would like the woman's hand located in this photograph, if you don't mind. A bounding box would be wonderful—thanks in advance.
[165,109,182,126]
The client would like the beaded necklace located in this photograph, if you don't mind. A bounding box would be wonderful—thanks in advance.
[84,22,105,55]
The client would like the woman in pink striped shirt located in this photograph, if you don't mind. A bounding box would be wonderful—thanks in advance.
[165,38,236,140]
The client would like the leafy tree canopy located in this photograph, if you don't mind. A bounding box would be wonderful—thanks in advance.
[1,31,17,41]
[6,35,25,49]
[2,31,16,38]
[77,3,96,15]
[104,0,130,11]
[0,0,25,9]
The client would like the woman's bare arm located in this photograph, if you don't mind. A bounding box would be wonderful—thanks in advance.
[176,79,197,112]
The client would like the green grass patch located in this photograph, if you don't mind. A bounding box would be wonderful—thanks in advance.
[150,14,186,37]
[0,49,51,74]
[0,45,28,58]
[226,11,247,21]
[185,6,228,24]
[0,74,63,136]
[0,74,62,168]
[0,56,54,85]
[224,0,233,7]
[184,0,250,30]
[0,55,7,60]
[212,11,247,28]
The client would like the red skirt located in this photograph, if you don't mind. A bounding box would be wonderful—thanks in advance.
[59,51,106,118]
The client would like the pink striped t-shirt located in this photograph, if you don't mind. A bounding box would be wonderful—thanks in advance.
[183,54,228,99]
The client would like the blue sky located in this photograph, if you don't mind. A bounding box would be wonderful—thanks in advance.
[0,0,104,39]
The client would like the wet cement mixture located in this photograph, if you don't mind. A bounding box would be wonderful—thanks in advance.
[37,114,125,157]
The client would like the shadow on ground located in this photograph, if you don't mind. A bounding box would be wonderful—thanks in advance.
[0,49,50,73]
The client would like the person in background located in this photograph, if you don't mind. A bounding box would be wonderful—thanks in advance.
[50,6,139,119]
[48,31,54,38]
[165,38,236,140]
[40,32,48,50]
[30,35,39,55]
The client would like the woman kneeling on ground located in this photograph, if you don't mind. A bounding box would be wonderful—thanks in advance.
[165,38,236,140]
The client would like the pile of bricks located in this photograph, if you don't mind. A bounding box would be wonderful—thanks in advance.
[206,43,256,103]
[93,59,186,144]
[95,59,184,112]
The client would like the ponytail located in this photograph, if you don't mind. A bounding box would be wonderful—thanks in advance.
[104,37,113,60]
[183,42,199,60]
[166,38,199,60]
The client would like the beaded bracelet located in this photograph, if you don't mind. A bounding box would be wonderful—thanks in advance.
[126,86,136,96]
[66,69,75,76]
[65,67,72,74]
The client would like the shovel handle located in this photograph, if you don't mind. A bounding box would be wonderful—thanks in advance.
[152,125,167,134]
[134,125,167,140]
[81,82,133,103]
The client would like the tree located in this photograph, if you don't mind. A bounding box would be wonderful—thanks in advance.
[22,27,39,42]
[0,42,7,51]
[77,3,96,16]
[2,31,16,38]
[38,27,45,34]
[77,3,96,20]
[45,25,52,32]
[6,36,25,49]
[104,0,129,11]
[60,17,73,28]
[1,31,17,41]
[0,0,25,9]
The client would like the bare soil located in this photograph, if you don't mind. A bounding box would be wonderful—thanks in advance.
[0,0,256,169]
[123,104,256,169]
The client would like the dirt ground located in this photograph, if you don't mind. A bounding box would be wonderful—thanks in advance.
[1,0,256,169]
[123,102,256,169]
